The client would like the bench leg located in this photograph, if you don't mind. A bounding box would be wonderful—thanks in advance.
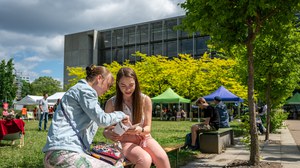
[175,148,178,168]
[19,134,24,147]
[230,130,234,145]
[11,140,15,145]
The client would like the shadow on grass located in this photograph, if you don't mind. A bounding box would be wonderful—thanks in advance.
[168,149,203,167]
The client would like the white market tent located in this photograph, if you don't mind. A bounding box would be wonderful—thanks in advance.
[15,95,43,105]
[47,92,65,105]
[14,95,43,110]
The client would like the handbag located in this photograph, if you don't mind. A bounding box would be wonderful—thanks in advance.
[60,103,124,166]
[91,142,123,166]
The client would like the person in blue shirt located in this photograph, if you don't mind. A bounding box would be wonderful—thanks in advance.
[42,64,129,168]
[214,96,230,128]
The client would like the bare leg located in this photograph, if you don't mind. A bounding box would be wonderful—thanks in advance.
[191,124,199,146]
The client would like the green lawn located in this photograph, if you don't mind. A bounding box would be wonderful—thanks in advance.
[0,119,242,168]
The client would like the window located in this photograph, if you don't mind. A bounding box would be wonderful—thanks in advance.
[124,46,136,62]
[112,47,123,63]
[139,44,148,57]
[151,42,162,55]
[112,29,123,47]
[151,22,162,41]
[102,31,111,48]
[196,36,210,56]
[102,49,112,64]
[124,27,136,45]
[165,41,177,58]
[180,39,193,55]
[164,19,177,39]
[137,25,149,43]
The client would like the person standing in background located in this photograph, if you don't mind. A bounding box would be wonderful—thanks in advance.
[39,93,49,131]
[21,105,27,119]
[2,103,9,119]
[53,98,61,112]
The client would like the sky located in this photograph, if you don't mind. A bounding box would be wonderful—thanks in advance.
[0,0,186,85]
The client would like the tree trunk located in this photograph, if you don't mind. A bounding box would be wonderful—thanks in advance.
[265,73,271,141]
[246,31,260,165]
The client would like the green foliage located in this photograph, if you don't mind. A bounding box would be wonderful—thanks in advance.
[239,113,251,149]
[0,59,17,106]
[30,76,62,95]
[255,27,300,107]
[21,80,32,98]
[270,109,289,133]
[180,1,300,163]
[180,0,300,50]
[64,66,86,90]
[66,52,248,102]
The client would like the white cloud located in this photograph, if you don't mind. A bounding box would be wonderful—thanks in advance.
[42,69,52,74]
[0,0,186,84]
[0,30,64,60]
[24,56,44,62]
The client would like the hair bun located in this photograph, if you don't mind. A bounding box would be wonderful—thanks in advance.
[86,64,96,75]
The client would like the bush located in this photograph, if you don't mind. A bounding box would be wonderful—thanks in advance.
[270,109,288,132]
[239,113,251,148]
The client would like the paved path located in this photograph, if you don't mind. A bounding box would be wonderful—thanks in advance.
[180,120,300,168]
[285,120,300,150]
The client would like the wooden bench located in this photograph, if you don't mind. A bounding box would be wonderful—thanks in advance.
[124,145,183,168]
[0,131,24,148]
[198,127,234,154]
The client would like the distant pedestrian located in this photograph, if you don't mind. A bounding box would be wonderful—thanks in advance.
[53,98,60,112]
[39,93,49,131]
[21,105,27,119]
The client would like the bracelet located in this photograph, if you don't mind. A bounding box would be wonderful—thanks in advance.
[142,127,144,132]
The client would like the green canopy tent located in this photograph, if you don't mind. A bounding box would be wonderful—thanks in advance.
[285,93,300,119]
[151,88,191,120]
[286,93,300,104]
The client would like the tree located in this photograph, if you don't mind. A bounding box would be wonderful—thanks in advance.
[180,0,300,165]
[64,66,86,89]
[67,52,247,104]
[31,76,62,95]
[21,80,32,98]
[131,52,172,97]
[254,25,300,140]
[0,59,17,106]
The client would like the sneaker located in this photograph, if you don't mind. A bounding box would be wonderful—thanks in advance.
[188,145,198,151]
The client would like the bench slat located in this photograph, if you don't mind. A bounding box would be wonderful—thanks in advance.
[202,128,232,134]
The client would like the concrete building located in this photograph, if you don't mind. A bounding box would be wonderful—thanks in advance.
[64,15,210,86]
[14,71,30,100]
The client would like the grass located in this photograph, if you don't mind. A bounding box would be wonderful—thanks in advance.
[0,119,243,168]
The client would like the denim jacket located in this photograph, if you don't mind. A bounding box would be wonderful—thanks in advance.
[42,79,126,153]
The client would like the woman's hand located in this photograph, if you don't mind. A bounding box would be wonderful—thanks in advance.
[125,125,143,135]
[121,115,131,125]
[103,126,122,142]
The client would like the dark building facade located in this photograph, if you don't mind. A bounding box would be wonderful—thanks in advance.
[64,15,210,86]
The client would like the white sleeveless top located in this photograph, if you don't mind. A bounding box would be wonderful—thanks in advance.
[110,94,146,125]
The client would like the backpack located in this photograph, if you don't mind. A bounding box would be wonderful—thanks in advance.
[216,103,230,128]
[183,133,199,149]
